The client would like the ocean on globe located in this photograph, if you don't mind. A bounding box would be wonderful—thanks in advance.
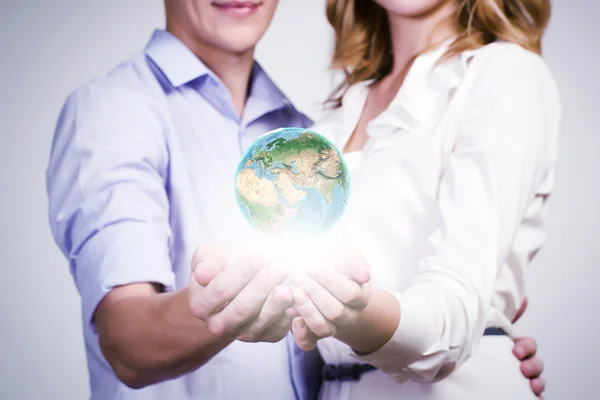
[234,127,350,237]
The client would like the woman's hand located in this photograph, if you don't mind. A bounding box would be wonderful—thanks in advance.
[287,248,371,350]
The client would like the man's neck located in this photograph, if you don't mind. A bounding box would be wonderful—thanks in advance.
[166,25,254,117]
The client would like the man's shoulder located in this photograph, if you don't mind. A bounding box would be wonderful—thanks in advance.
[66,52,168,115]
[54,52,174,153]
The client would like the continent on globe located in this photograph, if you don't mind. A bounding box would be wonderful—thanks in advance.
[234,127,350,237]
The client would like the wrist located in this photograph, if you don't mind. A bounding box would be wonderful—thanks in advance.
[167,287,235,361]
[335,289,400,354]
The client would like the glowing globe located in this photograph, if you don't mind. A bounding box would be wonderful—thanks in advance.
[235,127,350,237]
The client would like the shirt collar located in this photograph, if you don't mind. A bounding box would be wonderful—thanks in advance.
[342,38,480,145]
[243,62,292,124]
[145,29,212,88]
[144,29,291,122]
[248,62,290,107]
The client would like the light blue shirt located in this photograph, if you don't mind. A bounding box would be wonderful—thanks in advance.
[47,29,321,400]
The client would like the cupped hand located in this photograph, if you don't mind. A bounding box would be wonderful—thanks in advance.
[188,244,294,343]
[287,248,371,350]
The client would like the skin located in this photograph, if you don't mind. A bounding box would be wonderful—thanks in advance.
[94,0,545,396]
[344,0,458,153]
[292,0,546,397]
[94,0,289,389]
[164,0,279,115]
[289,270,546,398]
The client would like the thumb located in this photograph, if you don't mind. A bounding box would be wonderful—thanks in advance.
[512,296,528,324]
[192,244,236,286]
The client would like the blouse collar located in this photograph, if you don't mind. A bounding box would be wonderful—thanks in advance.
[339,39,478,147]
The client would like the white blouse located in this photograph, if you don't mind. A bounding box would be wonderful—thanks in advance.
[312,40,562,385]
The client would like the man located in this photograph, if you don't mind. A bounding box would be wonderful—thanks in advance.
[46,1,545,399]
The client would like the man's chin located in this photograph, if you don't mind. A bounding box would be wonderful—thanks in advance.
[211,29,266,55]
[219,40,260,56]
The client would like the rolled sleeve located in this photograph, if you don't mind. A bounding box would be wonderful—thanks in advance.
[74,223,175,331]
[352,51,561,382]
[47,82,175,331]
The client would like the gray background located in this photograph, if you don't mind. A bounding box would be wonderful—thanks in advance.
[0,1,597,399]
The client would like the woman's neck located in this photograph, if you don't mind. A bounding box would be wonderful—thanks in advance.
[387,2,459,77]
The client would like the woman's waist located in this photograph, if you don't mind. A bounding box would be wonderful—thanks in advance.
[318,334,533,400]
[317,310,514,366]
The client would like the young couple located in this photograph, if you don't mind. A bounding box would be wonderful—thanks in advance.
[47,0,558,399]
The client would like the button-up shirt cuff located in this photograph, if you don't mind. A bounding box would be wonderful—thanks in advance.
[349,289,438,378]
[74,222,176,333]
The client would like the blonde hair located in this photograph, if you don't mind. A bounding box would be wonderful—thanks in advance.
[326,0,552,106]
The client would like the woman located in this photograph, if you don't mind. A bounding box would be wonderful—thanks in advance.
[286,0,560,398]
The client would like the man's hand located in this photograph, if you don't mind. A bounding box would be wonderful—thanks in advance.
[287,248,371,350]
[512,296,546,399]
[188,245,294,343]
[513,337,545,399]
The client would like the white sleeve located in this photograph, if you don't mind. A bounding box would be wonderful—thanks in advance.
[352,51,562,382]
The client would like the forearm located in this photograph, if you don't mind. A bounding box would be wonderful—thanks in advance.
[97,286,232,388]
[337,281,489,382]
[335,289,400,355]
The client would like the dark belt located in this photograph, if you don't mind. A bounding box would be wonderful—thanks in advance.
[322,327,507,381]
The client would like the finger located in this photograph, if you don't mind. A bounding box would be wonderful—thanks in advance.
[201,254,272,316]
[195,257,227,287]
[304,269,369,310]
[512,296,528,323]
[292,288,337,338]
[520,358,544,379]
[259,312,294,343]
[513,337,537,360]
[328,250,370,284]
[236,285,294,341]
[531,377,545,397]
[188,281,209,319]
[291,317,318,351]
[192,244,239,286]
[208,261,289,337]
[289,271,356,326]
[286,307,300,317]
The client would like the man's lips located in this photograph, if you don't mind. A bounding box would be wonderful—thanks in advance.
[211,1,263,11]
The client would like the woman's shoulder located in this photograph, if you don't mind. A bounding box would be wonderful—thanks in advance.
[455,41,561,120]
[456,41,562,138]
[466,41,557,90]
